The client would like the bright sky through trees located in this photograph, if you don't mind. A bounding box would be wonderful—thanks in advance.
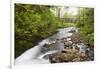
[67,7,79,15]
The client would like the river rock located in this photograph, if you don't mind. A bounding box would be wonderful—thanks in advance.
[64,41,72,47]
[69,29,76,33]
[67,38,71,41]
[71,32,85,44]
[72,57,81,62]
[47,28,93,63]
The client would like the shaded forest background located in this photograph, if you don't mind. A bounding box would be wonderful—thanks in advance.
[15,4,94,58]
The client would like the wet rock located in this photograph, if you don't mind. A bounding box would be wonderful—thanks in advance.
[64,41,72,47]
[71,32,85,44]
[76,43,88,53]
[69,29,76,33]
[41,43,60,53]
[49,53,63,63]
[67,38,71,41]
[61,49,68,53]
[72,57,81,62]
[80,52,86,57]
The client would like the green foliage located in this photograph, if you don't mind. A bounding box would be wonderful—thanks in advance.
[76,8,94,46]
[58,22,76,28]
[15,4,61,58]
[88,33,94,46]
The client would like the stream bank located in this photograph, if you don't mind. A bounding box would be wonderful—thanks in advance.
[48,32,94,63]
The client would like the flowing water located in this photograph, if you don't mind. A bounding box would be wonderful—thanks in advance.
[15,27,86,65]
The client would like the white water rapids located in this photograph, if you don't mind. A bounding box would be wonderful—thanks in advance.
[15,27,80,65]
